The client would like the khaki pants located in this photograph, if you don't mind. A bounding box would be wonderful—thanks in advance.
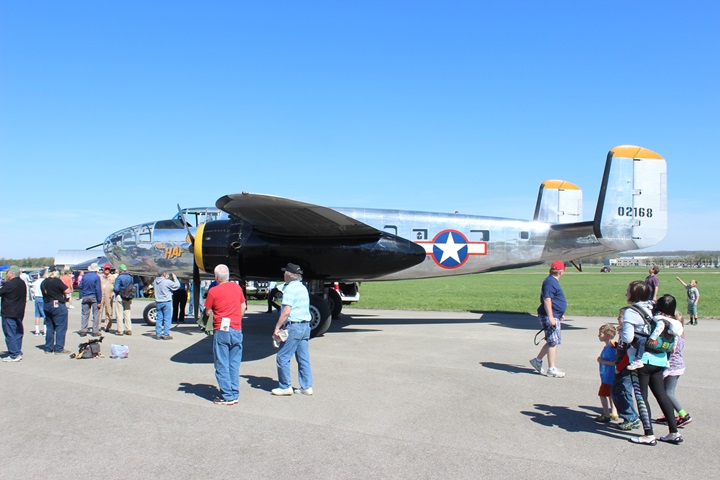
[101,293,115,328]
[114,295,133,333]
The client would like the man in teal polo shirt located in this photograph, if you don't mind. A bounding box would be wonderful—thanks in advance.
[272,263,313,396]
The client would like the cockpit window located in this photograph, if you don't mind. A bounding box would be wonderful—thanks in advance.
[122,229,136,247]
[173,208,227,226]
[137,223,153,244]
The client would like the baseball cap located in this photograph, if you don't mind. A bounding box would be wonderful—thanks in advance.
[282,263,303,274]
[551,260,567,271]
[118,264,127,271]
[103,264,112,270]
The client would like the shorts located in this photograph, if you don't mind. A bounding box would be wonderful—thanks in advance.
[687,304,697,316]
[34,298,45,318]
[538,314,561,347]
[598,383,612,397]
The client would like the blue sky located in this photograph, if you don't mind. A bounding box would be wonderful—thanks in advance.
[1,1,718,259]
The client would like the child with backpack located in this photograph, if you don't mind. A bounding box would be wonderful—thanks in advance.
[626,302,683,371]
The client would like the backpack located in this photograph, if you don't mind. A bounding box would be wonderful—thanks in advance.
[72,337,103,359]
[197,308,214,336]
[627,305,675,354]
[120,281,135,300]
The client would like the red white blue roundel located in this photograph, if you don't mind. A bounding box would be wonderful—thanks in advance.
[418,229,487,269]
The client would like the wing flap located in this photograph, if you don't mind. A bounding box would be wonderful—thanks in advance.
[216,193,381,239]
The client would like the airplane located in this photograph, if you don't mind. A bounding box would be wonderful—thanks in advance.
[103,145,667,337]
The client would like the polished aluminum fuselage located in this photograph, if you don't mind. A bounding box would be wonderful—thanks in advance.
[103,207,606,281]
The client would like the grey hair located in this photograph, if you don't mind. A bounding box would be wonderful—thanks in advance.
[214,264,230,282]
[285,271,302,282]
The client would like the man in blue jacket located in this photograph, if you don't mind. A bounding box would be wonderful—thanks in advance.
[79,263,103,337]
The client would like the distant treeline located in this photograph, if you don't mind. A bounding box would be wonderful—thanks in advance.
[0,257,55,268]
[576,251,720,265]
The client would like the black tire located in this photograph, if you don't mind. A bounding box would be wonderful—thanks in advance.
[143,302,157,326]
[326,289,343,319]
[309,294,332,338]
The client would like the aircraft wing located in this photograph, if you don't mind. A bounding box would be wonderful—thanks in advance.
[216,193,381,239]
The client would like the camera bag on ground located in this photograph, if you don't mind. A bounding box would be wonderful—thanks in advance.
[72,336,104,359]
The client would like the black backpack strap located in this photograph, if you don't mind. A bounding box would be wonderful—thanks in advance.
[627,304,653,326]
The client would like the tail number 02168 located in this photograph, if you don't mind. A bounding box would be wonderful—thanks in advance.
[618,207,653,218]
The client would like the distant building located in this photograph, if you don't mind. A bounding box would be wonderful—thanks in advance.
[608,255,718,268]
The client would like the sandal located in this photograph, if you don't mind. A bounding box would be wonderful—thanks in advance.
[630,435,657,446]
[659,433,683,444]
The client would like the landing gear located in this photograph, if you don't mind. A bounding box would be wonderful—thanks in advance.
[309,294,332,338]
[326,289,343,319]
[143,302,157,326]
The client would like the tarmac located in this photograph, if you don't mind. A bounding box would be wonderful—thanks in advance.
[1,300,718,480]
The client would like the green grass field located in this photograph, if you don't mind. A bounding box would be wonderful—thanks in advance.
[346,266,718,319]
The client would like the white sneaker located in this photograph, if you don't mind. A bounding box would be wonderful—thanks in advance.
[546,367,565,378]
[271,387,293,396]
[2,355,22,363]
[68,305,75,309]
[529,358,543,374]
[626,359,644,371]
[293,387,313,395]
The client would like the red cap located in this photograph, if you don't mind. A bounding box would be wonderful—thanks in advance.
[103,264,112,270]
[551,260,566,271]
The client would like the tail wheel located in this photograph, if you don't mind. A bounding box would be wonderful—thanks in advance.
[143,302,157,326]
[309,294,332,338]
[326,289,343,319]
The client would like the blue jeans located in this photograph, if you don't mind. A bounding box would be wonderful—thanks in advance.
[612,367,638,423]
[44,303,68,352]
[2,317,24,358]
[155,301,173,337]
[276,322,313,390]
[213,329,243,401]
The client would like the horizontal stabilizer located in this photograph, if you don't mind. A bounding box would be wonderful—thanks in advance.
[533,180,582,224]
[593,146,667,250]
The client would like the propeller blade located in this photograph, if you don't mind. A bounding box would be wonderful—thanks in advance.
[177,204,195,244]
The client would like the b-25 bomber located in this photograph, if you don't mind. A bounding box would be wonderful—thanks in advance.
[103,145,667,337]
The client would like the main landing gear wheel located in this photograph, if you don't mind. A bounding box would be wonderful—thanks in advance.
[309,294,332,338]
[326,289,343,319]
[143,302,157,326]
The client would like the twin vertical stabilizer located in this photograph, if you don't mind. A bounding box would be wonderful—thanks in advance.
[593,146,667,250]
[533,180,583,224]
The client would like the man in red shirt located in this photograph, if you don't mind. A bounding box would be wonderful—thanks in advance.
[204,264,246,405]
